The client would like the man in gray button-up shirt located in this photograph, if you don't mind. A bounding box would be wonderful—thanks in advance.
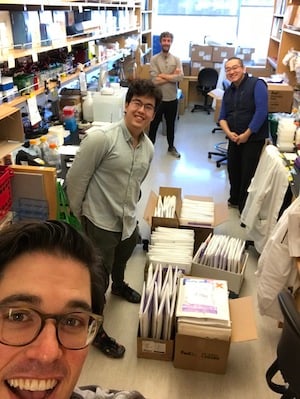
[66,79,162,359]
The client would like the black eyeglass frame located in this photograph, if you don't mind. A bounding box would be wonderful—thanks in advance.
[0,306,103,350]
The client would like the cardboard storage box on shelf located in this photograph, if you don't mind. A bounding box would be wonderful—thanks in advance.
[191,61,214,76]
[212,46,235,62]
[143,186,182,229]
[190,45,213,62]
[179,195,228,253]
[173,295,257,373]
[191,249,249,295]
[267,83,293,113]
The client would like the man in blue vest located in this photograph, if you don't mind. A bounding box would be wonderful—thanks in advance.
[219,57,269,214]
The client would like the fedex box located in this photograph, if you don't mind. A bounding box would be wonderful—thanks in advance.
[267,83,293,113]
[174,296,257,373]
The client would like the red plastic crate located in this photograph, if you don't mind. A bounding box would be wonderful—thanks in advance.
[0,165,14,221]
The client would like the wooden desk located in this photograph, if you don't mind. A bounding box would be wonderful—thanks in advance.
[179,76,199,108]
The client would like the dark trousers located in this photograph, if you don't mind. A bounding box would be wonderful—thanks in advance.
[82,217,139,301]
[148,99,178,148]
[227,140,265,213]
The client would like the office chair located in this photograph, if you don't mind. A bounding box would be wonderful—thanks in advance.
[266,288,300,399]
[208,137,228,168]
[191,68,218,115]
[207,79,231,167]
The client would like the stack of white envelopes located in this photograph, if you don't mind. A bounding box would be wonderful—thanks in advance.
[176,276,231,340]
[147,226,195,274]
[179,198,214,226]
[139,263,183,340]
[154,195,177,218]
[194,233,246,274]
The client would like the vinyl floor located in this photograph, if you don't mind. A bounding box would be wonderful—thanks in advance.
[78,107,282,399]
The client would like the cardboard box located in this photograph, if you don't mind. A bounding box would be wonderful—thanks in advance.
[144,190,228,253]
[208,88,224,123]
[267,83,294,113]
[213,62,223,74]
[190,45,213,62]
[212,46,235,62]
[236,46,255,55]
[137,334,174,361]
[182,60,191,76]
[180,195,228,253]
[173,296,257,373]
[191,61,214,76]
[191,251,249,294]
[143,186,182,229]
[236,47,255,61]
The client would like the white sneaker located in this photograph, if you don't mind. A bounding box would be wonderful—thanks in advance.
[168,146,181,158]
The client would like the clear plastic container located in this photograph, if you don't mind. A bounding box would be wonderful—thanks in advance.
[47,143,62,173]
[82,92,94,122]
[29,139,42,159]
[39,135,50,162]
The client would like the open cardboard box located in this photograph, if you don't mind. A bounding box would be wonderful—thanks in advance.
[144,190,228,254]
[143,186,182,229]
[173,295,257,373]
[191,250,249,295]
[180,195,228,253]
[137,328,174,361]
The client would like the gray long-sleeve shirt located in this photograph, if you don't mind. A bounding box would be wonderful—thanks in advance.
[66,119,154,240]
[150,52,183,101]
[71,385,145,398]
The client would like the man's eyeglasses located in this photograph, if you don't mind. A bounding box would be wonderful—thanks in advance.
[225,65,242,73]
[0,306,103,350]
[130,99,155,113]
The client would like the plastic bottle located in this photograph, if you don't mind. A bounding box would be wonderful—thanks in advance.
[82,92,94,122]
[79,67,87,95]
[29,139,42,159]
[63,106,77,134]
[47,143,62,173]
[39,135,50,162]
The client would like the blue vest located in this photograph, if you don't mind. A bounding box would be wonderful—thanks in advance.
[223,73,268,142]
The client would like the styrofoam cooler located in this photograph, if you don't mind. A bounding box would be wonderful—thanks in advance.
[92,87,127,123]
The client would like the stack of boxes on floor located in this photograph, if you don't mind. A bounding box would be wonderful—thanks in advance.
[137,186,257,374]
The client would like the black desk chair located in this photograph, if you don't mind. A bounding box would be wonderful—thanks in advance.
[191,68,218,115]
[266,288,300,398]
